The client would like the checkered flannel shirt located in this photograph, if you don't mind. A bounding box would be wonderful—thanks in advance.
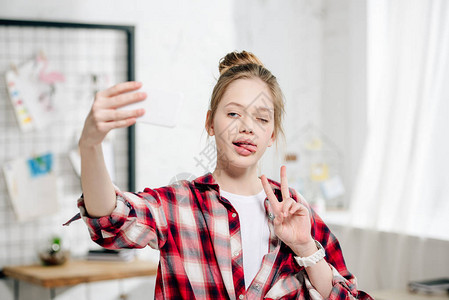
[64,173,372,299]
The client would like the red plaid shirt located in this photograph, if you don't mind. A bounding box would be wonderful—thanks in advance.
[65,173,372,299]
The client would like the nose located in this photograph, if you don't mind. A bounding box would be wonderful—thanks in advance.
[239,118,254,134]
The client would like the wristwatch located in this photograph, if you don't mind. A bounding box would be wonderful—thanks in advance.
[294,240,326,268]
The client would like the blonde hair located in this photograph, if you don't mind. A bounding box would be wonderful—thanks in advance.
[206,50,286,148]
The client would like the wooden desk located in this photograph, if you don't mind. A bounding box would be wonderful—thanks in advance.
[3,259,158,300]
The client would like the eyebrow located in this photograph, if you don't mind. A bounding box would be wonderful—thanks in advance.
[224,101,274,113]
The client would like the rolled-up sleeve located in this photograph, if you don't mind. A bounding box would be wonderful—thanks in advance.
[302,265,372,299]
[76,186,169,250]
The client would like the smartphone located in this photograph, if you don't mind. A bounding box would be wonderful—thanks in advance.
[119,88,184,128]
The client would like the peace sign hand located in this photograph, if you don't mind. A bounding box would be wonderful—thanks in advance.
[261,166,317,256]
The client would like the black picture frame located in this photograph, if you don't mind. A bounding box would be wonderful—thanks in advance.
[0,18,136,191]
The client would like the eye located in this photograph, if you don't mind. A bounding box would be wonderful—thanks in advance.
[228,112,239,118]
[257,118,269,123]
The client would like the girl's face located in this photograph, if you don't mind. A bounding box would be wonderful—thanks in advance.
[207,77,275,171]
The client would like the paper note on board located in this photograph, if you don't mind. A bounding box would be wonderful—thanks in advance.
[310,163,329,182]
[320,175,345,200]
[5,54,64,132]
[2,153,59,222]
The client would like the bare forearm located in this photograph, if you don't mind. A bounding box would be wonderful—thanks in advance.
[292,241,333,298]
[304,259,333,298]
[77,81,145,217]
[80,144,116,217]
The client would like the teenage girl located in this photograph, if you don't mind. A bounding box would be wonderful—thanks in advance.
[66,51,372,299]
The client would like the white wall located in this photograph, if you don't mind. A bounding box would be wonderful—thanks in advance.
[132,2,238,190]
[321,0,367,206]
[231,0,367,208]
[233,0,325,184]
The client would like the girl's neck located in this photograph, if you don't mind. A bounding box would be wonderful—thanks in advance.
[212,165,264,196]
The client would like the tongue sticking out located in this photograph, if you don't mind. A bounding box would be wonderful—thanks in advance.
[233,142,257,155]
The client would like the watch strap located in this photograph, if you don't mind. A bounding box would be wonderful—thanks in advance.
[294,240,326,268]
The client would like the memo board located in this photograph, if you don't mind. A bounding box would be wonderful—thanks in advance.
[0,19,135,266]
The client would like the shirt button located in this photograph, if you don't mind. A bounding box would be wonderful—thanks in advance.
[239,294,244,300]
[233,251,240,257]
[231,212,237,218]
[253,284,260,291]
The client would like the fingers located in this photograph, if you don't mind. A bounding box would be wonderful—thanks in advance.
[98,81,142,97]
[90,81,146,128]
[280,165,293,217]
[282,197,294,217]
[95,82,146,113]
[109,91,147,109]
[282,198,307,218]
[97,117,138,132]
[280,165,290,200]
[263,166,305,225]
[91,119,133,134]
[260,175,282,216]
[95,89,146,110]
[261,167,293,219]
[289,202,307,216]
[272,201,306,226]
[92,107,145,123]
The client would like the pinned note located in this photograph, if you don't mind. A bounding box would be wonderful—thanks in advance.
[3,153,59,222]
[310,163,329,182]
[320,175,345,200]
[5,53,65,132]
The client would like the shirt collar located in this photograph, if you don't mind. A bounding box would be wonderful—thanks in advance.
[193,172,219,187]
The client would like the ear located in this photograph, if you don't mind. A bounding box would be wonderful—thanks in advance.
[205,110,215,136]
[267,131,275,147]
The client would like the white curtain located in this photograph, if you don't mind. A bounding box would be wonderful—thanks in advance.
[339,1,449,292]
[350,0,449,240]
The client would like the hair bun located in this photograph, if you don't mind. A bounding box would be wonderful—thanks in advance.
[218,50,264,75]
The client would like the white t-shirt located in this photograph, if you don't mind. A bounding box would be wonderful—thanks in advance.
[220,189,270,290]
